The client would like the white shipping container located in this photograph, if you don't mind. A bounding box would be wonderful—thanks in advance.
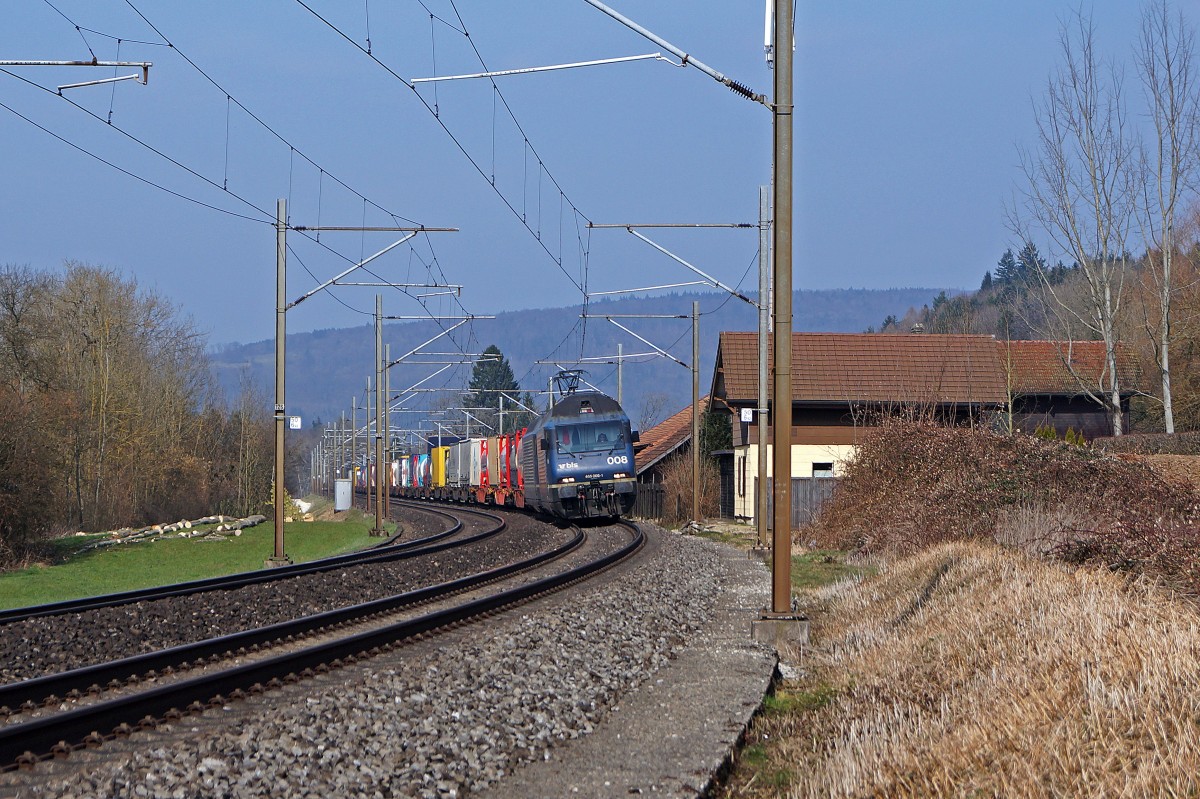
[468,439,484,487]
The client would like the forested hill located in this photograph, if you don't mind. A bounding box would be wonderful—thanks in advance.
[210,287,943,430]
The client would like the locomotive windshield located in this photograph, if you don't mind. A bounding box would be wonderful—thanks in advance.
[554,422,626,454]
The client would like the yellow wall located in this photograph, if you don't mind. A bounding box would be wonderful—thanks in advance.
[730,443,855,521]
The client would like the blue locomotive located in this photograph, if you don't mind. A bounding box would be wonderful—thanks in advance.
[516,387,638,520]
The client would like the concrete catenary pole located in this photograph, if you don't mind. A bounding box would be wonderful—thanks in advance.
[758,186,771,548]
[385,343,392,504]
[617,342,623,405]
[351,395,357,503]
[269,199,290,567]
[770,0,794,613]
[692,300,701,527]
[365,376,372,514]
[373,295,386,535]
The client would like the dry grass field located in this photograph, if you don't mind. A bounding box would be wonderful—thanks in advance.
[724,542,1200,797]
[720,423,1200,797]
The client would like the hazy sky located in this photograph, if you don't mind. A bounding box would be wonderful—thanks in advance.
[2,1,1147,349]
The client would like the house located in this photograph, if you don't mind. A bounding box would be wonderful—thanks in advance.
[1002,340,1141,439]
[710,332,1141,523]
[632,395,709,482]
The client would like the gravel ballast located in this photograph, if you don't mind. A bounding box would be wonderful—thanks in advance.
[3,526,776,799]
[0,509,567,684]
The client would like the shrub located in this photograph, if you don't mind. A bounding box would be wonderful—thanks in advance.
[656,453,720,527]
[809,420,1200,592]
[1034,423,1058,441]
[1093,431,1200,455]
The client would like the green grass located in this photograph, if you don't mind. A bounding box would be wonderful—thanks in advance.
[764,682,840,714]
[791,549,873,591]
[694,528,759,547]
[0,516,391,611]
[692,527,872,592]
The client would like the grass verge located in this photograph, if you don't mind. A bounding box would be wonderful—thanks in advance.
[719,541,1200,797]
[0,514,391,610]
[691,526,871,592]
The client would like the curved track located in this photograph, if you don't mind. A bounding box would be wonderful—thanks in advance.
[0,501,479,626]
[0,509,643,771]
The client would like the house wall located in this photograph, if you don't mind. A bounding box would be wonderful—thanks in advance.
[733,407,861,448]
[1013,395,1131,440]
[730,442,854,521]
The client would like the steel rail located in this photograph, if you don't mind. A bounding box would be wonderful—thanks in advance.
[0,502,477,625]
[0,521,643,770]
[0,518,579,715]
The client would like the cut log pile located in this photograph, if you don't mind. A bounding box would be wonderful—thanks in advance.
[75,514,268,551]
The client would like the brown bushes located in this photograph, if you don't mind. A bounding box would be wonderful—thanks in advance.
[1093,430,1200,455]
[810,420,1200,592]
[654,453,720,527]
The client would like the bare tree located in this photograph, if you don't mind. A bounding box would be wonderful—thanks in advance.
[1016,11,1136,435]
[1134,0,1200,434]
[638,391,670,432]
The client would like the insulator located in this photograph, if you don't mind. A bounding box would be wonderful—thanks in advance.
[727,80,755,99]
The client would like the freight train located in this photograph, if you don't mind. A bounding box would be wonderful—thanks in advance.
[356,388,638,520]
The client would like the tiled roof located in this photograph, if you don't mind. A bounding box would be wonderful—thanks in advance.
[634,395,708,475]
[716,332,1008,405]
[1002,340,1143,395]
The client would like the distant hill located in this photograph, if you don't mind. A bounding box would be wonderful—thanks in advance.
[210,287,944,432]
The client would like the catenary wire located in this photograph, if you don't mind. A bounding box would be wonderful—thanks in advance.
[0,97,267,224]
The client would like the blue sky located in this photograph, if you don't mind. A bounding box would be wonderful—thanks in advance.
[1,1,1147,348]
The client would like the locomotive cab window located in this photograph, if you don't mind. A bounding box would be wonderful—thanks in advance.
[555,422,626,454]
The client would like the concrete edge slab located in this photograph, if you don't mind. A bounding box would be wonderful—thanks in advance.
[483,528,778,798]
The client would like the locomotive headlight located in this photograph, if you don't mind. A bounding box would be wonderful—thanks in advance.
[613,473,627,479]
[561,477,575,483]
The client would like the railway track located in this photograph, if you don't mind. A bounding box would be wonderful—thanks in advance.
[0,508,643,772]
[0,499,474,626]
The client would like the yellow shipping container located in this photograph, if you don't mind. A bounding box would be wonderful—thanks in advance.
[430,446,450,488]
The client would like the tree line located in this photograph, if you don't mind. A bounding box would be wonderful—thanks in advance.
[877,2,1200,436]
[0,262,286,566]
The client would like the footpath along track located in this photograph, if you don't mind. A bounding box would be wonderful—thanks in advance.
[0,507,644,773]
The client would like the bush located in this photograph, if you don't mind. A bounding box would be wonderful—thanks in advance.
[656,453,720,527]
[1093,431,1200,455]
[809,420,1200,592]
[265,483,303,521]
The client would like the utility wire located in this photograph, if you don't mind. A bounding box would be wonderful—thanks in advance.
[1,67,276,224]
[22,4,471,340]
[40,0,98,60]
[293,0,597,404]
[116,1,481,351]
[121,0,424,228]
[292,0,589,296]
[0,96,267,224]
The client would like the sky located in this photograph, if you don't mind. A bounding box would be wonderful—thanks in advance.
[1,1,1149,352]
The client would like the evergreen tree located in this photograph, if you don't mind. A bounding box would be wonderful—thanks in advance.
[995,249,1018,284]
[464,345,522,434]
[1016,241,1047,282]
[980,271,993,291]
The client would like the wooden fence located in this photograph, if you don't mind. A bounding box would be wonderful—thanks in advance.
[760,477,839,529]
[633,476,838,529]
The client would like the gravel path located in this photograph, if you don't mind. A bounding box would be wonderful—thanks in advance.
[1,525,772,798]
